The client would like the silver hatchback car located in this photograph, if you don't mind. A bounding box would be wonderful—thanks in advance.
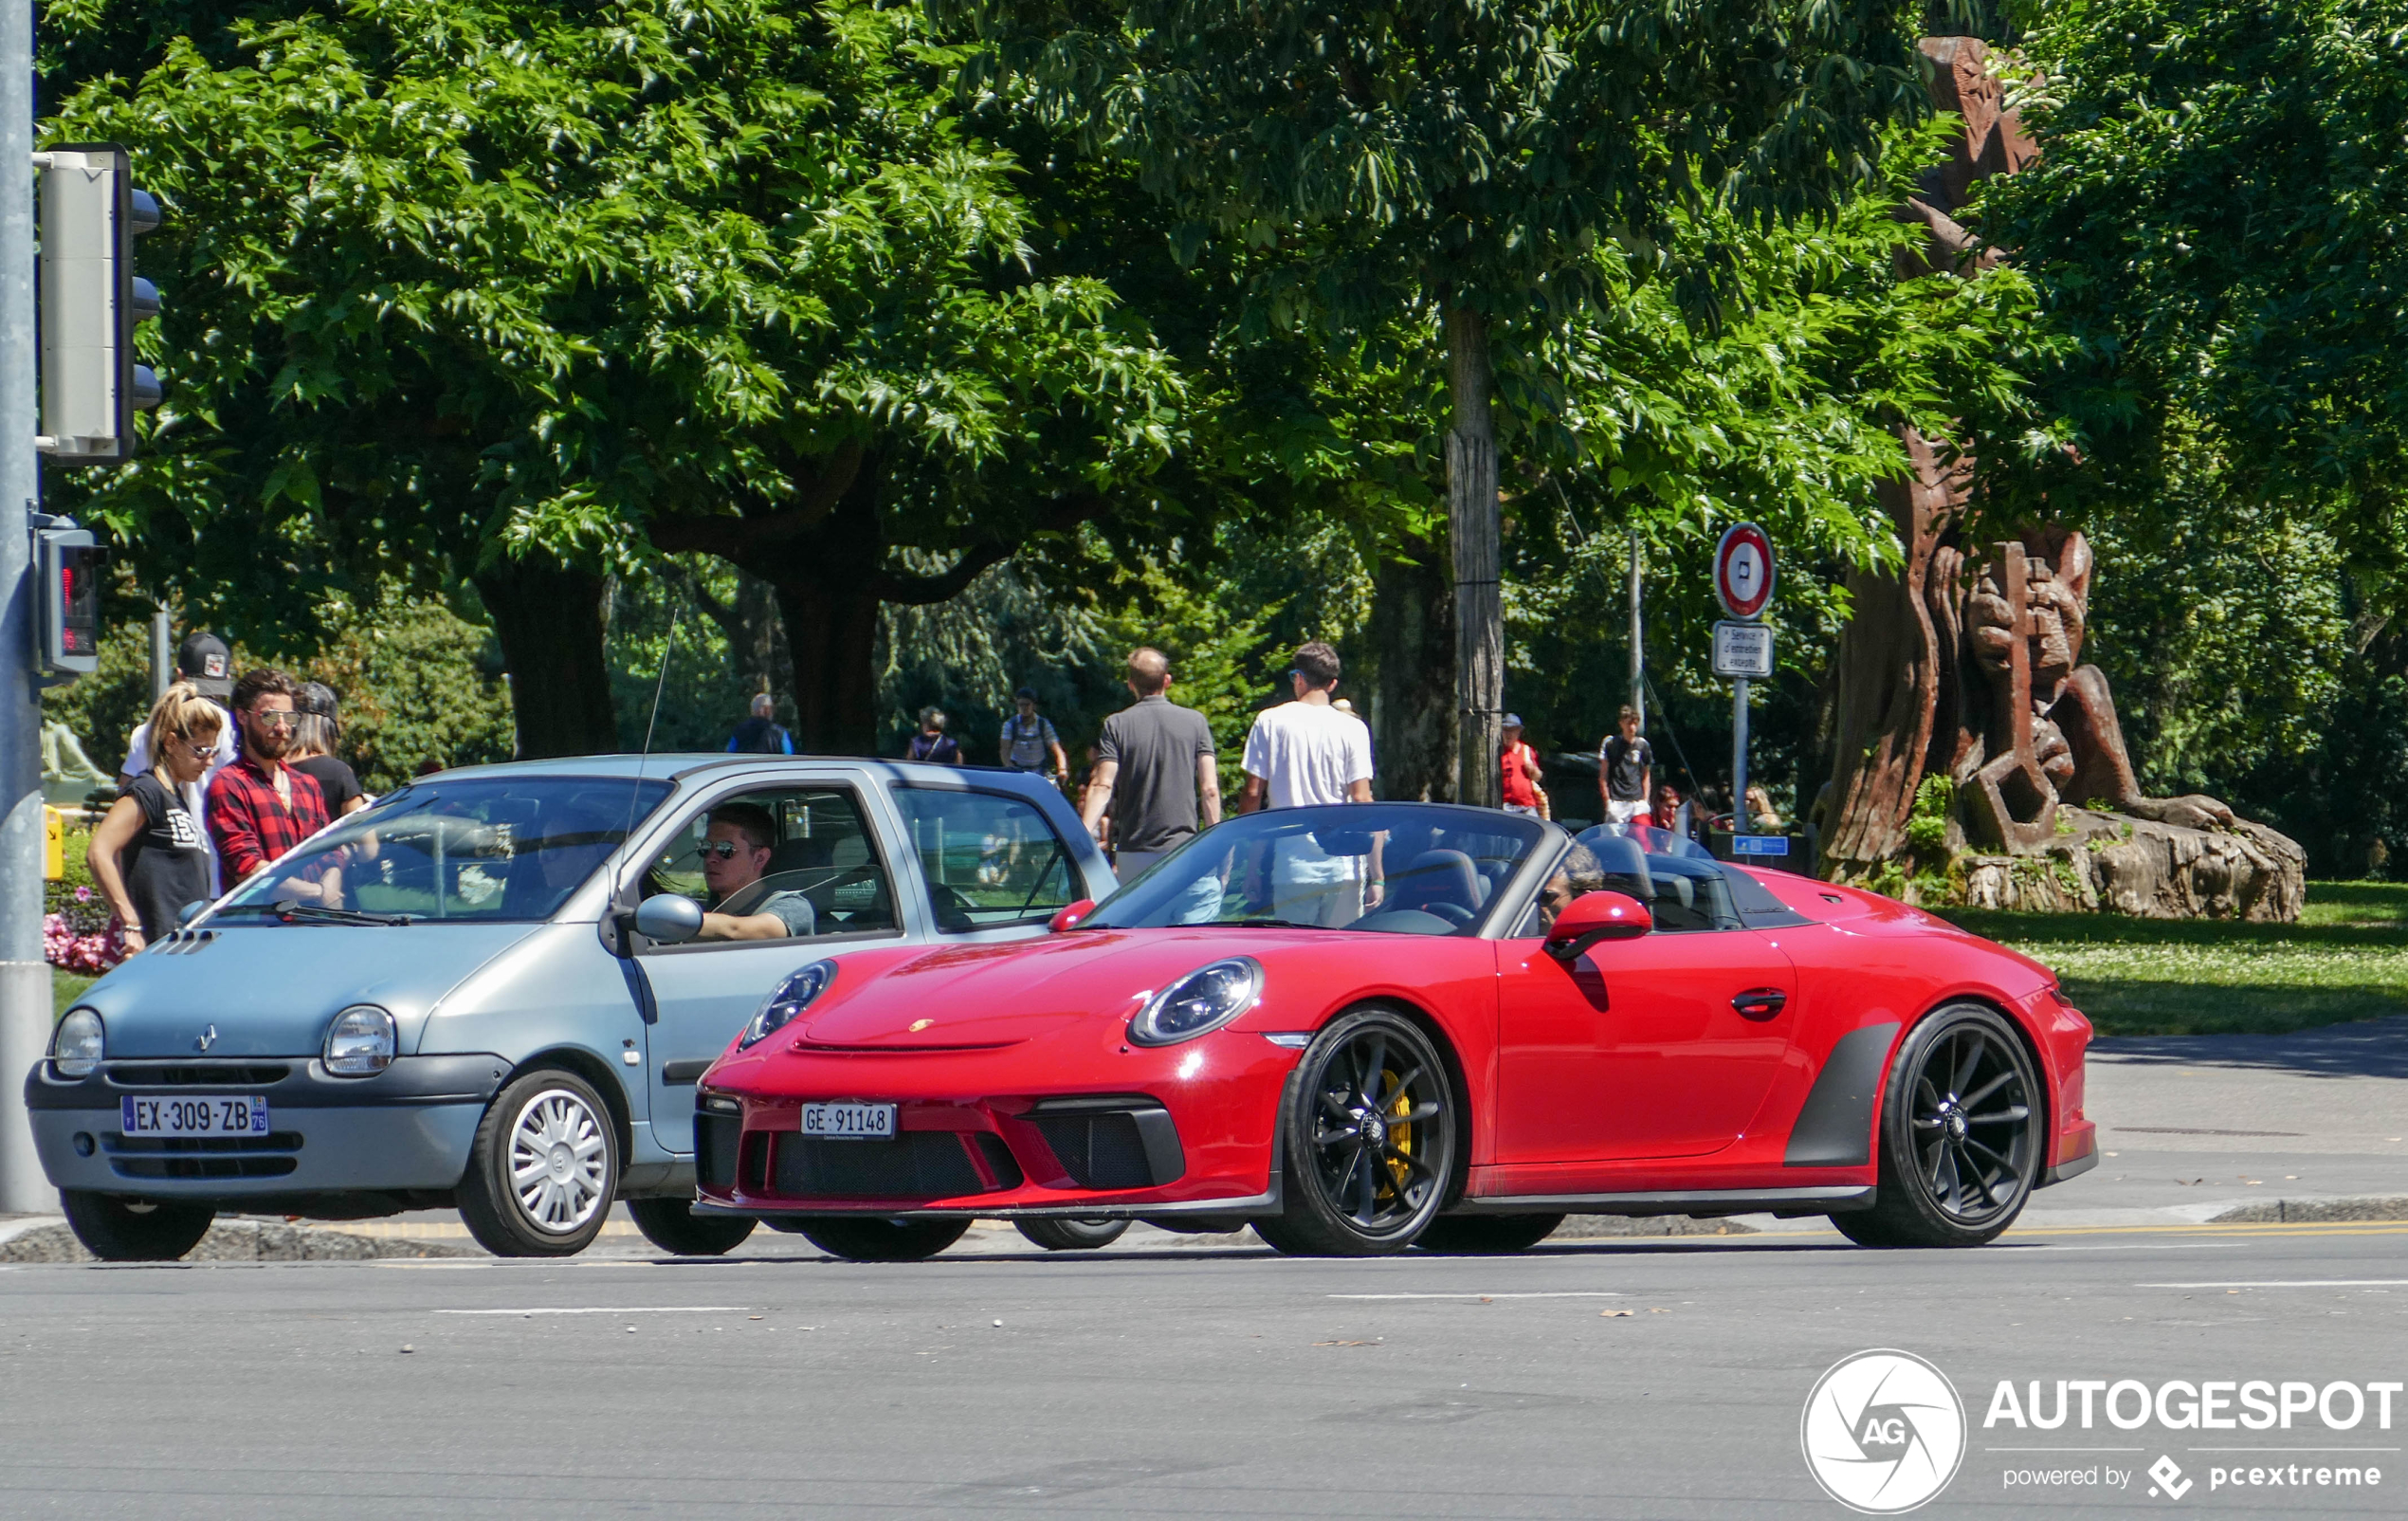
[27,757,1114,1258]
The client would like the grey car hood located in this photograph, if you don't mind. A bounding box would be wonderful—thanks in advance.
[67,923,540,1059]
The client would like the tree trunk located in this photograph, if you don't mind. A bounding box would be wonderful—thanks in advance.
[474,550,619,759]
[1444,304,1504,809]
[1370,534,1458,801]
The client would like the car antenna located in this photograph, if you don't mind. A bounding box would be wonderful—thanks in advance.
[622,606,680,841]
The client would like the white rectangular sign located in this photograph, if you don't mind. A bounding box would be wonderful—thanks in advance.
[1712,620,1775,679]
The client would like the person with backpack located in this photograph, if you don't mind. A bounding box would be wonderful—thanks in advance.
[998,687,1067,780]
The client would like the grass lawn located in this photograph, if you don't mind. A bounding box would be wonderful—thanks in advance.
[1937,880,2408,1037]
[51,969,98,1019]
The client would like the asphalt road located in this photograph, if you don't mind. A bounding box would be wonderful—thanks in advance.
[3,1219,2404,1519]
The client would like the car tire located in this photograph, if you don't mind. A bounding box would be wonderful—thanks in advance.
[626,1197,757,1256]
[1833,1002,2046,1249]
[796,1217,971,1261]
[1014,1218,1130,1251]
[458,1070,620,1258]
[59,1191,215,1261]
[1413,1213,1565,1255]
[1252,1009,1456,1257]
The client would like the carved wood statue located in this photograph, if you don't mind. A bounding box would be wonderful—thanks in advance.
[1818,40,2305,920]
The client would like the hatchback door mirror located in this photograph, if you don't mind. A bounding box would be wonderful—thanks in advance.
[175,899,209,927]
[1049,898,1097,933]
[634,893,704,945]
[1543,889,1651,962]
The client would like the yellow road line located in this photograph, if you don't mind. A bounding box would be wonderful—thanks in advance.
[2006,1221,2408,1238]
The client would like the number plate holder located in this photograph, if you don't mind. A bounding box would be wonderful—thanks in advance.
[119,1094,271,1138]
[799,1102,897,1141]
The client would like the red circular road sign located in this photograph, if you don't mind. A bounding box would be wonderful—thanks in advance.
[1713,522,1775,620]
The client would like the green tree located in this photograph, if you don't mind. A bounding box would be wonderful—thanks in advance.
[41,0,1188,756]
[939,0,1931,801]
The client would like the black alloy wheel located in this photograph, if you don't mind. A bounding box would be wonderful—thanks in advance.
[59,1191,215,1261]
[1835,1003,2045,1249]
[1014,1218,1131,1251]
[1253,1010,1456,1256]
[796,1217,971,1261]
[1414,1213,1566,1255]
[626,1197,757,1256]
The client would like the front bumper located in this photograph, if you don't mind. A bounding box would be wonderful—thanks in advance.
[25,1054,507,1200]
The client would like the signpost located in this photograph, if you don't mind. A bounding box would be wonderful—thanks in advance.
[1712,524,1776,842]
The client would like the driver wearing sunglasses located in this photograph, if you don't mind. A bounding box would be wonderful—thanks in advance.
[694,801,816,942]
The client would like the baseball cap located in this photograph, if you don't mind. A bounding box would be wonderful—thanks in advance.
[296,681,338,718]
[1502,713,1524,728]
[175,632,233,700]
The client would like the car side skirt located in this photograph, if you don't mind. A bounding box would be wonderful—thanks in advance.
[691,1181,1281,1222]
[1450,1184,1876,1218]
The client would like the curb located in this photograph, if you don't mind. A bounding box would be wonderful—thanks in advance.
[0,1215,481,1264]
[2207,1197,2408,1225]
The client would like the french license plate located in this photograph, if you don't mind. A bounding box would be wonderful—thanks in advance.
[120,1094,270,1138]
[800,1102,896,1141]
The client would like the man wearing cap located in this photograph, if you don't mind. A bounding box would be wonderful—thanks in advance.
[118,632,240,892]
[1500,715,1547,820]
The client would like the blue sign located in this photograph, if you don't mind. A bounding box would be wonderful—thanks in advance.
[1731,834,1790,857]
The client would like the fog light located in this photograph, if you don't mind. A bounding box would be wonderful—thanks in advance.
[71,1132,94,1157]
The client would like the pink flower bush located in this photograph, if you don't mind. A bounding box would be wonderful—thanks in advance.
[44,907,124,973]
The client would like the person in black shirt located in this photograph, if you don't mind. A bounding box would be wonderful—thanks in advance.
[289,681,366,816]
[1597,705,1653,833]
[88,684,222,949]
[725,692,794,754]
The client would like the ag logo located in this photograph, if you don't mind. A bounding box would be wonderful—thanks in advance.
[1801,1349,1966,1513]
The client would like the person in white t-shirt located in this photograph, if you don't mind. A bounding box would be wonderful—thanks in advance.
[1238,640,1382,925]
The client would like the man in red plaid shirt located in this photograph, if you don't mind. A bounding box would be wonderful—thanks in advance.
[206,669,331,890]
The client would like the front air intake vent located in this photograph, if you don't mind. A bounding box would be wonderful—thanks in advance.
[770,1131,989,1199]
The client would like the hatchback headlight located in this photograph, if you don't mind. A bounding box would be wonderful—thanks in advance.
[324,1005,396,1076]
[1129,958,1262,1046]
[742,962,836,1049]
[52,1007,102,1077]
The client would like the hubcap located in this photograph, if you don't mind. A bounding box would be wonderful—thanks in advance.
[1307,1027,1448,1234]
[1908,1025,2034,1223]
[508,1089,609,1234]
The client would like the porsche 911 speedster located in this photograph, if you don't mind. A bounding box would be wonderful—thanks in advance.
[690,804,2095,1259]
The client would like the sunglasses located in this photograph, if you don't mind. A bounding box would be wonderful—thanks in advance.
[177,740,216,760]
[701,840,753,861]
[247,708,299,729]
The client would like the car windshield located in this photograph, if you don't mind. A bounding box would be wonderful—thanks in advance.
[1083,805,1546,935]
[214,777,674,924]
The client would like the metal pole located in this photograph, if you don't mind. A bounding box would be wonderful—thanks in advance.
[1626,531,1644,728]
[150,603,169,702]
[1731,677,1750,840]
[0,0,51,1214]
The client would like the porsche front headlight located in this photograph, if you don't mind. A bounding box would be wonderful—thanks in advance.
[1128,958,1262,1046]
[743,961,836,1049]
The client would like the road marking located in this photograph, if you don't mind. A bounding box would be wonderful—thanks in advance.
[436,1306,751,1315]
[1325,1292,1626,1300]
[1986,1447,2143,1453]
[2011,1222,2408,1237]
[2137,1281,2408,1289]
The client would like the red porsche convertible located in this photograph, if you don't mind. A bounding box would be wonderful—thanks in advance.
[690,804,2095,1259]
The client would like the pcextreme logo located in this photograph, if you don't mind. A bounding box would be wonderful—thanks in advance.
[1801,1349,1968,1513]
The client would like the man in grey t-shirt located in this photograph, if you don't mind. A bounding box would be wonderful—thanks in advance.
[696,802,817,941]
[1082,647,1220,881]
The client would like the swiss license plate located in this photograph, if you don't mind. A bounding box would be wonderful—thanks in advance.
[800,1102,896,1141]
[120,1094,270,1138]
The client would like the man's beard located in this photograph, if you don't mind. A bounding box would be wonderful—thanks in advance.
[249,724,291,760]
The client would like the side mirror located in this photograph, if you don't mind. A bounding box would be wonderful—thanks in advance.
[1049,898,1097,933]
[175,899,209,927]
[634,893,704,945]
[1543,889,1651,962]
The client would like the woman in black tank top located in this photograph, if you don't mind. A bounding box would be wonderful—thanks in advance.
[88,683,223,951]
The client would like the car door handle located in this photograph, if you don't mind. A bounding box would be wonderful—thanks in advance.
[1731,988,1788,1020]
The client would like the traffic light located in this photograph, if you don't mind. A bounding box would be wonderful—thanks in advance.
[34,522,103,680]
[37,142,161,464]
